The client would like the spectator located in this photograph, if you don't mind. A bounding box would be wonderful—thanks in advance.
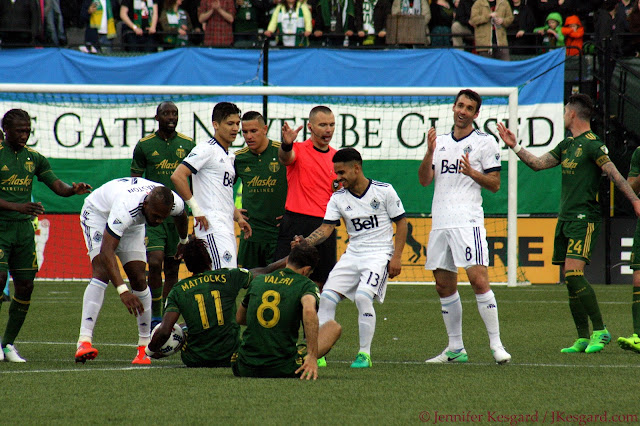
[159,0,197,48]
[0,0,41,47]
[507,0,536,55]
[234,0,261,47]
[44,0,66,45]
[354,0,393,46]
[198,0,235,46]
[451,0,475,50]
[430,0,454,46]
[619,0,633,17]
[530,0,570,27]
[561,14,583,55]
[390,0,431,46]
[120,0,159,52]
[182,0,204,44]
[469,0,514,60]
[628,0,640,56]
[573,0,605,34]
[264,0,312,46]
[534,11,564,50]
[80,0,118,52]
[594,0,628,58]
[310,0,357,46]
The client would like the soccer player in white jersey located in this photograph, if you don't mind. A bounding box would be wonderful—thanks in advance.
[418,89,511,365]
[171,102,251,269]
[295,147,407,368]
[75,177,189,365]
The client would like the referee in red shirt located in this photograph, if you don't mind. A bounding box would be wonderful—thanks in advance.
[275,106,338,288]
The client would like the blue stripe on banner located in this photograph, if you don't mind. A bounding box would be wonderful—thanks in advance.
[206,235,221,270]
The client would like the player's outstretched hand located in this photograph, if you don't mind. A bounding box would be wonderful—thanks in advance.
[427,127,437,154]
[120,292,144,316]
[388,255,402,279]
[632,199,640,219]
[194,215,209,231]
[295,356,318,381]
[72,182,92,194]
[496,122,516,148]
[282,122,303,146]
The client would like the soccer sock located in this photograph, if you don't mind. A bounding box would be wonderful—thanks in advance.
[1,296,31,346]
[355,291,376,355]
[150,286,163,320]
[567,288,590,339]
[133,287,152,347]
[566,270,604,331]
[632,286,640,336]
[79,278,108,345]
[475,290,503,349]
[318,289,340,326]
[439,291,464,350]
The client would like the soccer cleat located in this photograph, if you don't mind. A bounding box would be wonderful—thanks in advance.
[132,345,151,365]
[350,352,372,368]
[3,344,26,362]
[75,341,98,363]
[617,334,640,353]
[560,338,589,353]
[425,348,468,363]
[585,328,611,354]
[317,356,327,367]
[491,346,511,365]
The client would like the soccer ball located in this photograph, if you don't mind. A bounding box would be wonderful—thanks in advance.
[150,323,185,357]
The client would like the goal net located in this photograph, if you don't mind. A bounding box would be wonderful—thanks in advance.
[0,84,526,286]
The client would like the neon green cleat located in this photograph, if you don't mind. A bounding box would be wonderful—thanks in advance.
[317,356,327,367]
[585,328,611,353]
[617,334,640,353]
[350,352,372,368]
[560,338,589,353]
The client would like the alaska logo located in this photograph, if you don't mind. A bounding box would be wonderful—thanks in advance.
[247,175,277,188]
[561,158,578,170]
[176,147,186,159]
[24,161,35,173]
[269,162,280,173]
[1,174,33,186]
[155,159,179,170]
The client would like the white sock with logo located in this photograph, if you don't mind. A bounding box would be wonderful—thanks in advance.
[440,291,464,351]
[132,287,152,347]
[78,278,108,346]
[355,291,376,355]
[476,290,502,349]
[318,289,340,326]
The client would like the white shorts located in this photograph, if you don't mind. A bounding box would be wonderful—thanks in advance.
[323,251,391,303]
[425,227,489,272]
[80,206,147,265]
[196,225,237,269]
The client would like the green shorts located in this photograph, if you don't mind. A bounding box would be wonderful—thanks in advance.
[0,220,37,280]
[231,354,299,378]
[145,220,179,257]
[237,239,277,269]
[552,220,600,265]
[630,221,640,271]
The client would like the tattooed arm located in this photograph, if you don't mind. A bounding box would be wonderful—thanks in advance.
[603,162,640,217]
[290,223,337,249]
[497,122,560,171]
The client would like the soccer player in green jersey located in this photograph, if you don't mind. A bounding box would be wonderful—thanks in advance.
[234,111,287,269]
[498,94,640,354]
[0,109,92,362]
[233,244,342,380]
[618,148,640,353]
[131,101,196,328]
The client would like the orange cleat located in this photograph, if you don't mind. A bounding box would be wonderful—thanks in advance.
[131,345,151,365]
[75,342,98,363]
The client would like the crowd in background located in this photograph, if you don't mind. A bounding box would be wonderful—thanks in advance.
[0,0,639,58]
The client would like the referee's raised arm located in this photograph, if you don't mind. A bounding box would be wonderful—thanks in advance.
[278,122,302,166]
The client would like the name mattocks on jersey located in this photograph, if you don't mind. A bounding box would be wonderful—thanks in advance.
[183,138,236,224]
[431,130,501,230]
[324,180,405,254]
[84,177,185,238]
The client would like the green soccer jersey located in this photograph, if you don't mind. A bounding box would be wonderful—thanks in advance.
[0,141,58,221]
[234,141,288,242]
[237,268,319,369]
[165,268,253,366]
[548,131,610,222]
[130,132,195,189]
[629,147,640,179]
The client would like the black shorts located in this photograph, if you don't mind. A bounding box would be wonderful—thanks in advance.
[274,210,336,285]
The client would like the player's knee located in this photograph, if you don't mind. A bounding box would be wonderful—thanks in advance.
[147,253,164,272]
[12,279,34,298]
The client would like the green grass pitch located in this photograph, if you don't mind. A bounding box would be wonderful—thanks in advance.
[0,282,639,424]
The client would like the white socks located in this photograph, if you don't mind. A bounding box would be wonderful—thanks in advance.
[439,291,464,351]
[318,289,341,326]
[132,287,152,347]
[355,291,376,355]
[78,278,108,345]
[476,290,503,349]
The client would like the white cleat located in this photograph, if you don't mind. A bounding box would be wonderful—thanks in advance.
[491,346,511,365]
[425,347,468,363]
[3,344,26,362]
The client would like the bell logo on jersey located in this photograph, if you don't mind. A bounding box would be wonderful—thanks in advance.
[223,172,234,188]
[440,159,460,174]
[351,215,379,232]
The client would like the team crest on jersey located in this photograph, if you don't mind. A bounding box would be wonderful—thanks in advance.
[0,249,3,259]
[495,153,500,161]
[223,251,232,262]
[575,147,583,157]
[24,161,35,173]
[176,147,186,159]
[269,162,280,173]
[600,145,609,155]
[93,232,102,242]
[370,198,380,210]
[463,146,472,155]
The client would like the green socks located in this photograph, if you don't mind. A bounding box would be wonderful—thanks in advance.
[151,286,163,318]
[2,296,31,346]
[632,286,640,335]
[566,270,604,333]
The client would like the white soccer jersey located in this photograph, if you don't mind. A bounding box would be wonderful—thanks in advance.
[83,177,185,238]
[431,130,501,230]
[182,138,235,228]
[324,180,405,254]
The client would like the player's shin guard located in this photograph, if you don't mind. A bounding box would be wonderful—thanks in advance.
[133,287,152,346]
[440,291,464,350]
[1,296,30,346]
[567,287,590,339]
[79,278,108,343]
[476,290,503,349]
[355,291,376,355]
[566,270,604,331]
[633,286,640,336]
[318,290,340,326]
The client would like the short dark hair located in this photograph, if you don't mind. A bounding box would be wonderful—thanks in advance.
[212,102,241,123]
[148,186,174,209]
[333,147,362,165]
[454,89,482,112]
[183,238,212,274]
[156,101,177,115]
[288,244,320,271]
[567,94,593,121]
[241,111,265,125]
[309,105,333,120]
[2,109,30,131]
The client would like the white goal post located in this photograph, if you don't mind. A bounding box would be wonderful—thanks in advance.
[0,83,520,286]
